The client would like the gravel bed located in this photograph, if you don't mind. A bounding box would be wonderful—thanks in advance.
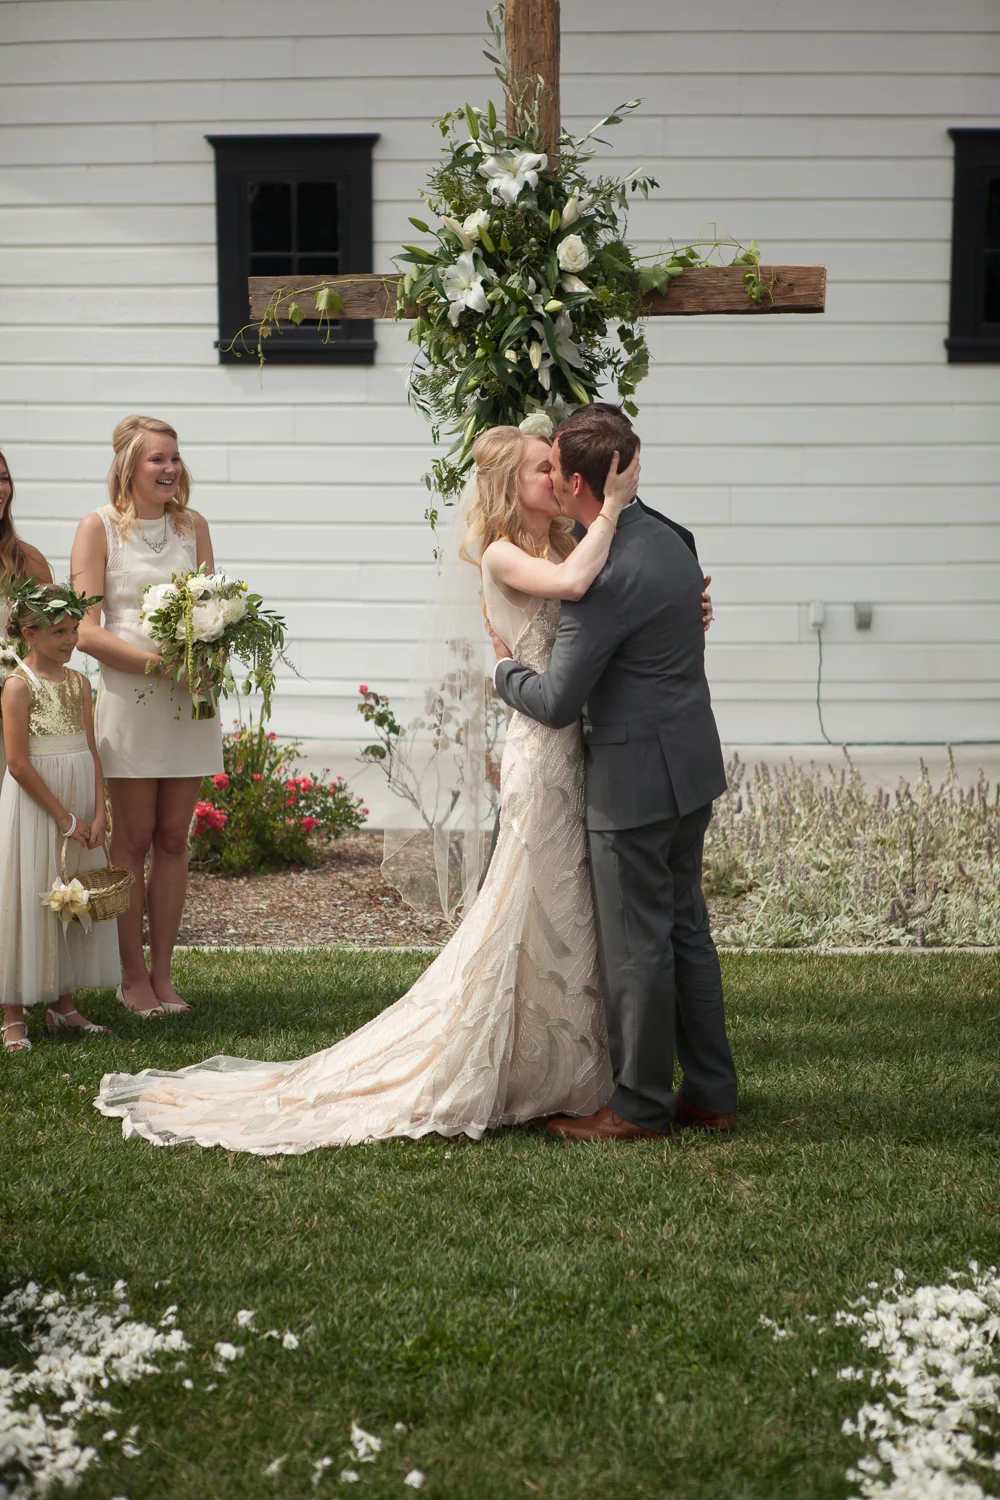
[177,830,749,949]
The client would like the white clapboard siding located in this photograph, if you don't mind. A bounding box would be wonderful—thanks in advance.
[1,0,998,747]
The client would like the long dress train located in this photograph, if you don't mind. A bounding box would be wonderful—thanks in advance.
[94,597,612,1152]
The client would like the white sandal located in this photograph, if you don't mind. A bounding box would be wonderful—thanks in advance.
[116,983,164,1020]
[45,1008,112,1036]
[3,1021,32,1054]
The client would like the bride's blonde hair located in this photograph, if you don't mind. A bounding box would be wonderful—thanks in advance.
[460,426,574,570]
[107,415,194,539]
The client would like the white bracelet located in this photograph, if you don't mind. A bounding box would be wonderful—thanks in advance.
[63,814,77,838]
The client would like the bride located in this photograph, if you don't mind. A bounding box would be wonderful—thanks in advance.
[94,426,639,1152]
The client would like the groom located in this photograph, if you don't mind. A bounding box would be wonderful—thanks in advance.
[491,404,738,1142]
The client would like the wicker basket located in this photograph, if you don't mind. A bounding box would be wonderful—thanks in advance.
[60,836,134,924]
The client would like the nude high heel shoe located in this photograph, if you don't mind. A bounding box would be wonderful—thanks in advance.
[116,983,164,1020]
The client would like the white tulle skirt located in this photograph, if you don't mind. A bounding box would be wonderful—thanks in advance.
[0,734,121,1006]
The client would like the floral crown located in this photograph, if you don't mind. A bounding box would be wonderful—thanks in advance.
[1,578,103,636]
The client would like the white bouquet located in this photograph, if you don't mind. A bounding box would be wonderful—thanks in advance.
[139,566,290,720]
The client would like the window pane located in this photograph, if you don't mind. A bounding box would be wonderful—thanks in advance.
[249,253,294,276]
[986,178,1000,251]
[249,181,291,252]
[298,182,339,252]
[296,253,340,275]
[984,251,1000,324]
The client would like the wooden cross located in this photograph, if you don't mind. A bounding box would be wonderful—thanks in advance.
[247,0,825,325]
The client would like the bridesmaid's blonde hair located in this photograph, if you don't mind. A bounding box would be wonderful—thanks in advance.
[460,426,574,570]
[107,415,193,539]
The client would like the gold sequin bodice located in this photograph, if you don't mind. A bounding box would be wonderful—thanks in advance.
[15,665,87,738]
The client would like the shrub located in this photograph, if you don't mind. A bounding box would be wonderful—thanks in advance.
[706,752,1000,949]
[190,720,368,874]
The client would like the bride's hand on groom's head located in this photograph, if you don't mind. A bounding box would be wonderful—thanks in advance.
[486,620,512,663]
[601,448,641,521]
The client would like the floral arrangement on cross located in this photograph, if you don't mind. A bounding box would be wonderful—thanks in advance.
[398,3,765,505]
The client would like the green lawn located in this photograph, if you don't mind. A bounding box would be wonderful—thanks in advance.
[4,950,1000,1500]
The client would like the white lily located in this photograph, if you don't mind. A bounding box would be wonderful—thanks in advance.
[463,208,491,241]
[442,250,489,326]
[560,273,591,294]
[560,192,592,228]
[534,310,586,369]
[440,215,474,250]
[478,151,547,206]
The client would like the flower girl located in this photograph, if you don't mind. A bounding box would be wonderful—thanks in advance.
[0,581,120,1053]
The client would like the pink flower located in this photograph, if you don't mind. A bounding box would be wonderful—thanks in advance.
[213,772,230,790]
[267,732,277,740]
[359,684,369,695]
[362,807,370,816]
[252,773,262,782]
[300,816,320,833]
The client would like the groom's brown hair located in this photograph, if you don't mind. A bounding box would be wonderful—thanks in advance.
[554,403,640,501]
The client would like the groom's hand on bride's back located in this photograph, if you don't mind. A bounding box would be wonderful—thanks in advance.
[702,575,714,632]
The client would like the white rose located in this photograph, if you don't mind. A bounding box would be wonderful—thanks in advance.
[518,412,555,438]
[188,572,228,598]
[557,235,590,273]
[189,601,226,642]
[140,582,176,617]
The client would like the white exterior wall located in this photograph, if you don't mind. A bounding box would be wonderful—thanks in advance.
[1,0,998,744]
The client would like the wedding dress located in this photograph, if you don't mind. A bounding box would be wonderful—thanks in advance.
[94,577,612,1153]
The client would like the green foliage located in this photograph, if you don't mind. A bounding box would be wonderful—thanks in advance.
[706,752,1000,948]
[5,950,1000,1497]
[190,718,367,875]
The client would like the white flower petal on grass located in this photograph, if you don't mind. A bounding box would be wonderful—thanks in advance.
[263,1454,287,1477]
[350,1420,383,1461]
[0,1277,190,1499]
[394,1421,408,1433]
[404,1470,426,1489]
[121,1439,143,1459]
[833,1262,1000,1499]
[281,1330,300,1349]
[213,1341,245,1363]
[236,1309,255,1328]
[311,1455,335,1486]
[340,1468,361,1482]
[182,1377,194,1390]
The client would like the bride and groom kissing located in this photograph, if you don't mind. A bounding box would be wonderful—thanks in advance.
[96,404,738,1154]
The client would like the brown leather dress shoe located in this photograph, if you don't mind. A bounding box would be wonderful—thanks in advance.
[674,1096,738,1132]
[546,1105,669,1142]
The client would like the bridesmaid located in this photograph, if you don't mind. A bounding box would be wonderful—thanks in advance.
[71,416,223,1018]
[1,447,55,776]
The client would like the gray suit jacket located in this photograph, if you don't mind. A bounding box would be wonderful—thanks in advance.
[494,499,727,831]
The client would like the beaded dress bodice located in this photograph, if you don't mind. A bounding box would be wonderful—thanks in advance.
[14,665,86,739]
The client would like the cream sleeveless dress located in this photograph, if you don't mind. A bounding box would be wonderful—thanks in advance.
[0,665,120,1005]
[93,506,222,779]
[94,565,611,1152]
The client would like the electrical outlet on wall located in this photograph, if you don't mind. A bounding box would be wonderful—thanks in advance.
[808,601,826,631]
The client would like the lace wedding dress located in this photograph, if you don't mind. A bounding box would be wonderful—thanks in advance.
[94,586,612,1153]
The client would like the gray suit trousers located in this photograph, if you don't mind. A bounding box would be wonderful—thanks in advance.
[587,804,738,1132]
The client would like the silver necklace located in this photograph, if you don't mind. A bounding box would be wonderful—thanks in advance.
[137,515,169,554]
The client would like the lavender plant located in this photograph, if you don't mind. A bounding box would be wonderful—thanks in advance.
[706,752,1000,949]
